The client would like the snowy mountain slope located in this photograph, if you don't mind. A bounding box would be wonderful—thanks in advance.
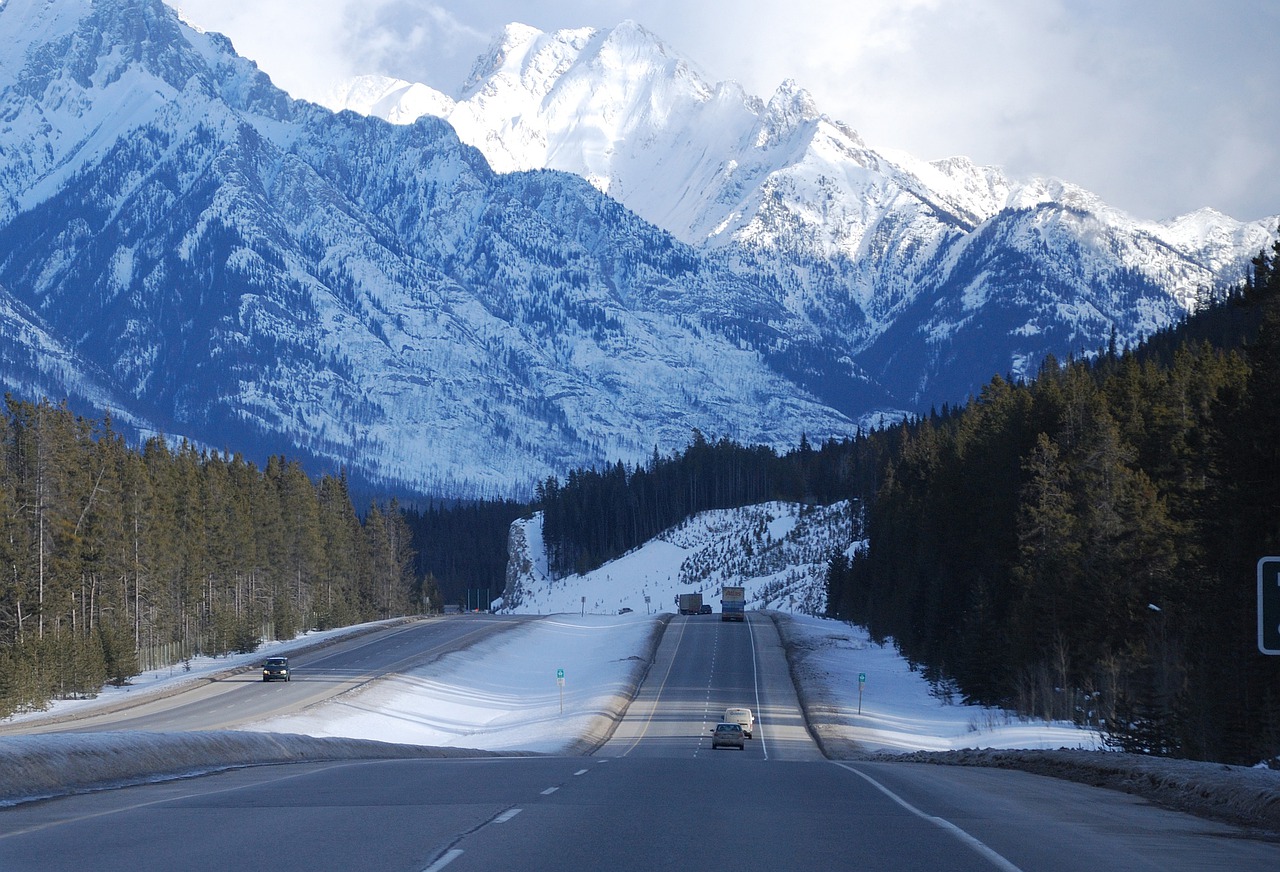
[328,21,1278,400]
[0,0,875,496]
[0,281,147,426]
[336,21,1277,287]
[502,501,858,616]
[2,1,1273,499]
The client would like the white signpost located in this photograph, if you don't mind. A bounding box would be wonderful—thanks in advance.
[557,668,565,713]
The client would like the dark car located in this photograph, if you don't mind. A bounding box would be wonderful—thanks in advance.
[262,656,290,682]
[699,604,712,615]
[710,722,745,750]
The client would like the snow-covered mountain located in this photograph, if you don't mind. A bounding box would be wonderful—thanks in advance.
[0,0,874,496]
[1,1,1274,499]
[329,22,1278,403]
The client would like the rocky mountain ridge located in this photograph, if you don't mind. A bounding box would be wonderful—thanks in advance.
[328,21,1277,403]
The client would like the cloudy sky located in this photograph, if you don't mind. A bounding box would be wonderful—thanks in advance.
[167,0,1279,223]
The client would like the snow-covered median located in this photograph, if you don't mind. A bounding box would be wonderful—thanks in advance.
[2,608,1277,832]
[243,614,665,753]
[0,614,664,805]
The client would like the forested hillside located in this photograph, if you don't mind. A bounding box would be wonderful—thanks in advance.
[534,431,883,578]
[0,399,422,718]
[827,234,1280,764]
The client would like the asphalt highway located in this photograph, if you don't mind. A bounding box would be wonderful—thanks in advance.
[1,613,1278,871]
[0,614,532,735]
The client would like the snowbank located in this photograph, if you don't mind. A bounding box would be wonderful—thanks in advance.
[890,748,1280,833]
[0,617,416,728]
[772,611,1100,756]
[0,731,507,807]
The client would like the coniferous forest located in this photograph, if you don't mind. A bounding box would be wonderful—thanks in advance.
[0,401,421,719]
[827,237,1280,765]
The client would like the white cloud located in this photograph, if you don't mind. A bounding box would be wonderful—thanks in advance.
[167,0,1280,222]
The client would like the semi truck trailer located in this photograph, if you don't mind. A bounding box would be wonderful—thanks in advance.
[721,585,745,621]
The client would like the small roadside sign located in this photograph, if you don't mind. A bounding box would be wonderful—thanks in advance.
[858,672,867,683]
[557,668,565,679]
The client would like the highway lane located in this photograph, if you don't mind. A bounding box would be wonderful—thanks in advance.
[3,611,1279,870]
[4,751,1278,871]
[0,614,533,735]
[598,611,823,761]
[0,756,1006,872]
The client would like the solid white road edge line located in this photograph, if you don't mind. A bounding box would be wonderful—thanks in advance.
[833,763,1025,872]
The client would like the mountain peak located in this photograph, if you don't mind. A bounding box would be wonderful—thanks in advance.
[596,19,672,60]
[459,22,591,100]
[755,79,821,147]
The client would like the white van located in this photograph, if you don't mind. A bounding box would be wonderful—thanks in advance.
[724,706,754,738]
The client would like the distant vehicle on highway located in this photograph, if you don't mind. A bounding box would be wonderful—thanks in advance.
[262,657,290,682]
[618,607,633,614]
[724,706,754,738]
[710,722,745,750]
[698,604,712,614]
[678,593,703,615]
[720,585,745,621]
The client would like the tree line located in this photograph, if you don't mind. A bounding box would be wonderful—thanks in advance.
[534,430,883,578]
[827,235,1280,764]
[0,399,422,718]
[402,499,526,608]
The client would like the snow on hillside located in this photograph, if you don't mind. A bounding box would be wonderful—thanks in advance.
[503,501,858,616]
[239,493,1097,755]
[325,20,1277,304]
[493,500,1097,755]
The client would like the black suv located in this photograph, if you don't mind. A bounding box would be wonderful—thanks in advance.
[262,657,290,682]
